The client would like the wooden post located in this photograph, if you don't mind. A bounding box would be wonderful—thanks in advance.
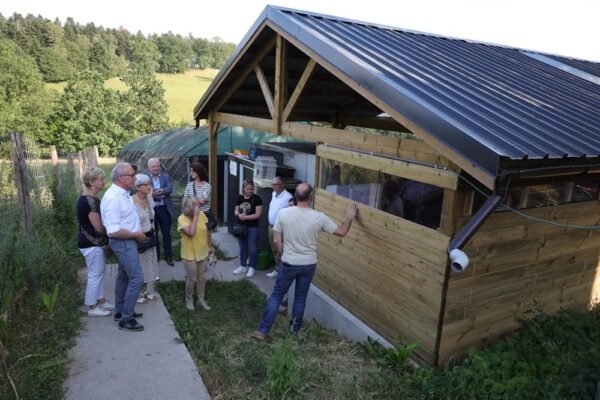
[74,151,84,189]
[273,34,287,135]
[208,112,219,220]
[50,145,63,194]
[9,132,33,236]
[92,145,99,167]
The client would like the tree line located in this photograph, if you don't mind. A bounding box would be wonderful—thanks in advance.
[0,12,235,81]
[0,12,236,156]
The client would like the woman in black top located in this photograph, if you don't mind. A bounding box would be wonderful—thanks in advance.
[77,167,114,317]
[232,180,263,278]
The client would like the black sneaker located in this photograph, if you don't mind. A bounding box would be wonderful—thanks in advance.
[113,312,143,321]
[118,319,144,332]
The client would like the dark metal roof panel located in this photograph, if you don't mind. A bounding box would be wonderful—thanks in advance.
[270,8,600,159]
[195,6,600,178]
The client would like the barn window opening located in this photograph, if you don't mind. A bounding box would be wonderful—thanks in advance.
[319,159,443,229]
[472,178,600,214]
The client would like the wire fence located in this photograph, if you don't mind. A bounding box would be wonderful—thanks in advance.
[0,132,98,241]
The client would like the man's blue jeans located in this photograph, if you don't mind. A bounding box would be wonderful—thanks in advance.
[258,262,316,334]
[154,205,172,260]
[109,238,144,321]
[237,226,259,268]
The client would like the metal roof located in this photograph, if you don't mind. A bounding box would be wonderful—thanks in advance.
[118,124,305,159]
[194,6,600,181]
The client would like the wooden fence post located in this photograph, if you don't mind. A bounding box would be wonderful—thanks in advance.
[9,132,33,236]
[92,145,99,167]
[50,145,63,194]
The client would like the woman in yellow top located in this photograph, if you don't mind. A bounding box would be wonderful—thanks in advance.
[178,197,214,311]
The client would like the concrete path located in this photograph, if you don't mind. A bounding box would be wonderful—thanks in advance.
[64,227,277,400]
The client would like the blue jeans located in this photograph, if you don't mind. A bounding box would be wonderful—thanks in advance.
[154,205,172,260]
[109,238,144,321]
[237,226,259,268]
[258,262,316,334]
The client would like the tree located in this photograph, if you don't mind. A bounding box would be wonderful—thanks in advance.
[154,33,192,73]
[122,69,169,135]
[129,38,161,73]
[0,38,54,145]
[48,70,132,155]
[209,36,235,69]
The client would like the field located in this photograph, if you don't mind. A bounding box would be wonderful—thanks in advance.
[46,69,219,125]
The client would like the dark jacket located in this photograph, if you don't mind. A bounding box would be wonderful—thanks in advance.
[147,172,176,217]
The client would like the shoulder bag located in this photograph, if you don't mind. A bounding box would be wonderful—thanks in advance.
[193,182,218,231]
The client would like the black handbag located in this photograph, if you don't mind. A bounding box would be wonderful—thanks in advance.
[204,209,218,231]
[193,182,218,231]
[138,229,157,253]
[232,221,247,237]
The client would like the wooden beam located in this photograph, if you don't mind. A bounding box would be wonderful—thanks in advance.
[282,59,316,122]
[254,65,274,118]
[208,112,219,218]
[439,188,458,237]
[212,36,276,113]
[273,34,287,135]
[213,112,456,168]
[317,145,458,190]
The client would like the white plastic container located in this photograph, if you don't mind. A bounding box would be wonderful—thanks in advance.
[254,156,277,180]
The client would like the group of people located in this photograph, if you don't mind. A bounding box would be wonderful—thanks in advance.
[77,160,214,332]
[78,159,359,338]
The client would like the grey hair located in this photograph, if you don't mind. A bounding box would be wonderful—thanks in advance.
[181,196,196,216]
[272,176,283,184]
[134,174,150,187]
[110,163,131,182]
[82,167,105,188]
[147,158,160,168]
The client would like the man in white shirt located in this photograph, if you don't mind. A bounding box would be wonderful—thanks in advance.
[252,183,357,340]
[266,176,293,278]
[101,163,148,332]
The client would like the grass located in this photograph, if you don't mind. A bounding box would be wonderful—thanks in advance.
[160,278,600,399]
[46,69,219,126]
[159,279,406,399]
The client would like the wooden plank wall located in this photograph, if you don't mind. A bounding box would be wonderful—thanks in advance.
[438,199,600,365]
[314,189,450,364]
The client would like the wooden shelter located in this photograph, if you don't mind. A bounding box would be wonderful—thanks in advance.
[193,6,600,365]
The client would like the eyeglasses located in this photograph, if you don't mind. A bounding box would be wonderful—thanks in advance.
[119,173,136,178]
[272,183,282,187]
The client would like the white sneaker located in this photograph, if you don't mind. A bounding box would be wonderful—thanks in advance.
[246,267,255,278]
[233,266,248,275]
[185,299,194,311]
[88,307,111,317]
[99,301,115,311]
[266,270,277,278]
[198,300,212,311]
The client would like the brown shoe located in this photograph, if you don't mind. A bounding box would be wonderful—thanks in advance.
[251,331,266,341]
[166,257,174,266]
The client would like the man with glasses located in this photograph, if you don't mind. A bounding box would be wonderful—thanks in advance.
[266,177,293,278]
[101,163,148,332]
[147,158,175,266]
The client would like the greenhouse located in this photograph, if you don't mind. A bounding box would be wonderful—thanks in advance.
[118,124,304,220]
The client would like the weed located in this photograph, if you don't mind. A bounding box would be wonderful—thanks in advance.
[267,338,300,398]
[41,283,59,315]
[361,336,418,370]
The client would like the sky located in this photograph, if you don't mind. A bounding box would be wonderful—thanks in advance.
[1,0,599,62]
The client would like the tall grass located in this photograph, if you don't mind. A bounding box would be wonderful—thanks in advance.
[0,166,82,399]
